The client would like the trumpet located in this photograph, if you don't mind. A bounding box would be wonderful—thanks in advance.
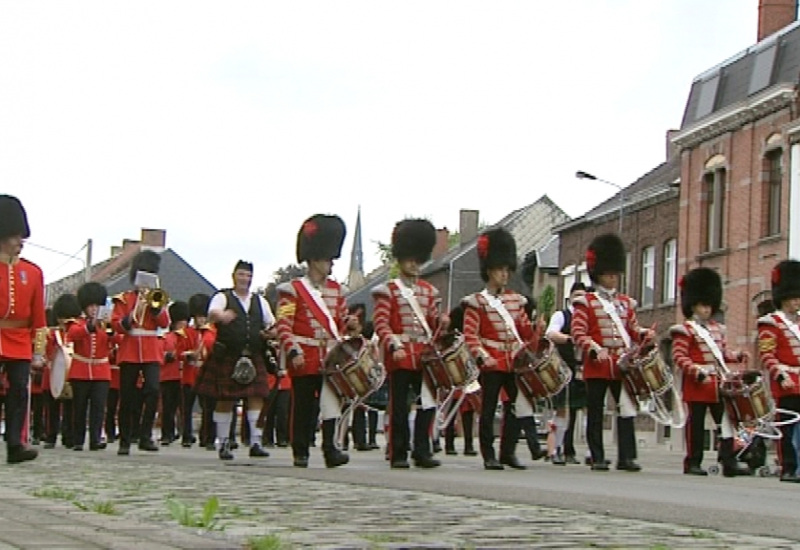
[132,287,170,325]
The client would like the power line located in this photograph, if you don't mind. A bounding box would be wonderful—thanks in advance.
[25,241,87,280]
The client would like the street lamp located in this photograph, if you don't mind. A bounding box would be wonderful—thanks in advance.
[576,170,625,234]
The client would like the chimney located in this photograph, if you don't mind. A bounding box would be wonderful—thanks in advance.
[110,245,123,257]
[666,129,679,161]
[432,228,450,260]
[758,0,797,41]
[459,209,479,246]
[140,228,166,249]
[122,238,140,251]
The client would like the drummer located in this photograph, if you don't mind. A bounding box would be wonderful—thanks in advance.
[461,227,540,470]
[758,260,800,483]
[670,267,751,477]
[275,214,357,468]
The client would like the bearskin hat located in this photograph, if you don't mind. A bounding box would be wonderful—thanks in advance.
[188,293,210,318]
[586,233,626,283]
[128,249,161,283]
[391,219,436,263]
[296,214,346,263]
[771,260,800,308]
[0,195,30,240]
[477,228,517,282]
[77,282,107,310]
[169,300,190,323]
[53,293,81,320]
[679,267,722,319]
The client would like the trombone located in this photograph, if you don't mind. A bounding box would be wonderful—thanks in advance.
[131,273,169,326]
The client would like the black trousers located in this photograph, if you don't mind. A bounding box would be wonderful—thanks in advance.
[181,385,196,443]
[777,395,800,475]
[105,388,119,441]
[265,389,290,445]
[71,380,109,447]
[159,380,181,442]
[291,375,323,459]
[684,401,724,468]
[563,406,581,458]
[1,361,30,448]
[388,369,434,462]
[586,378,636,464]
[30,392,45,442]
[445,409,475,451]
[44,393,73,447]
[199,395,216,446]
[478,370,520,461]
[118,362,159,446]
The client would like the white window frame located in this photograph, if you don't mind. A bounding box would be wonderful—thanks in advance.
[641,246,655,307]
[662,239,677,304]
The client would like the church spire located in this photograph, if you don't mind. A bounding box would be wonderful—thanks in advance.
[346,206,365,290]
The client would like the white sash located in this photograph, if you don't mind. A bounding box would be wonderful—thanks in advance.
[776,311,800,346]
[594,293,631,349]
[480,289,523,345]
[299,277,340,341]
[393,278,433,340]
[687,320,727,372]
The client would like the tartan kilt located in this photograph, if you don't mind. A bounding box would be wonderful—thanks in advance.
[550,377,588,410]
[194,352,269,400]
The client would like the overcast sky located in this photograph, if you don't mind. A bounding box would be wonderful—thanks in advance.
[1,1,762,291]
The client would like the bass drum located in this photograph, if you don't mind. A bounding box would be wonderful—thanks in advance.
[50,344,74,400]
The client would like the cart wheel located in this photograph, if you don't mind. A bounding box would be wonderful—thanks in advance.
[757,466,770,477]
[708,464,720,476]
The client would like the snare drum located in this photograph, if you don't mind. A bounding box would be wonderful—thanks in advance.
[720,371,773,427]
[421,333,477,390]
[324,337,381,400]
[621,348,672,400]
[515,345,571,402]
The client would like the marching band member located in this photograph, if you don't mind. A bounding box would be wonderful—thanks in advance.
[111,250,171,455]
[373,219,448,469]
[68,282,112,451]
[671,268,750,477]
[44,293,81,450]
[104,329,123,443]
[276,215,354,468]
[160,301,189,445]
[462,228,539,470]
[442,305,478,457]
[571,233,653,472]
[758,260,800,483]
[0,195,46,464]
[195,260,274,460]
[181,293,210,448]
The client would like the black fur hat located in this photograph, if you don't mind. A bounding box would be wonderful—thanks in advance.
[477,228,517,282]
[128,249,161,283]
[680,267,722,318]
[233,260,253,273]
[0,195,30,240]
[77,282,108,310]
[391,219,436,263]
[169,301,190,323]
[296,214,346,263]
[188,293,210,318]
[448,304,465,333]
[53,293,82,320]
[586,233,626,283]
[771,260,800,308]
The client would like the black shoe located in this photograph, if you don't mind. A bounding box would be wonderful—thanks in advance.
[117,444,130,456]
[263,441,275,448]
[72,445,84,451]
[564,455,580,465]
[249,444,270,458]
[160,439,171,446]
[138,440,159,452]
[414,455,441,468]
[484,458,504,470]
[293,457,309,468]
[31,438,40,446]
[43,441,55,449]
[780,472,800,482]
[432,442,442,454]
[723,462,752,477]
[7,446,38,464]
[181,440,192,448]
[205,443,216,451]
[445,448,457,456]
[276,441,289,448]
[500,455,527,470]
[684,465,708,476]
[530,449,547,461]
[551,453,567,466]
[325,450,350,468]
[464,448,478,456]
[368,442,379,450]
[391,459,410,469]
[90,442,107,451]
[616,460,642,472]
[591,462,609,471]
[355,443,370,451]
[219,441,234,461]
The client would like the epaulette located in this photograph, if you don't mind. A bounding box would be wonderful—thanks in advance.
[111,292,127,304]
[669,324,689,337]
[276,281,296,296]
[461,294,480,310]
[371,283,391,297]
[757,313,777,327]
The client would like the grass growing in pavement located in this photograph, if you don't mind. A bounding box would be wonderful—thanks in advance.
[92,501,120,515]
[246,534,290,550]
[166,496,223,531]
[31,487,77,500]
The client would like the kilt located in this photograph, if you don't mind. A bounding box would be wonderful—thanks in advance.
[550,377,587,410]
[194,352,269,400]
[364,380,389,410]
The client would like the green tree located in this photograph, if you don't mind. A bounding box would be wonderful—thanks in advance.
[538,284,556,324]
[263,263,307,307]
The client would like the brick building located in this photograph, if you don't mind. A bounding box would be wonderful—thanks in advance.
[672,1,800,354]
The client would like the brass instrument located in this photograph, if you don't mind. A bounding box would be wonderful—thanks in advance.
[132,287,169,326]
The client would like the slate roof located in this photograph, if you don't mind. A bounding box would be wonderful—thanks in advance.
[680,20,800,129]
[536,235,560,272]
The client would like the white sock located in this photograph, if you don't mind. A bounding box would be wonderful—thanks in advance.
[213,411,232,446]
[247,410,262,447]
[553,416,567,453]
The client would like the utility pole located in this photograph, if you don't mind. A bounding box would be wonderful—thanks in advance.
[84,238,93,282]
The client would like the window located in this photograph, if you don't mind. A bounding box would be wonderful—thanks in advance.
[703,168,726,251]
[662,239,677,303]
[640,246,655,307]
[764,149,782,237]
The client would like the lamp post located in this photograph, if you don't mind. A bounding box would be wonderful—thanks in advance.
[575,170,625,234]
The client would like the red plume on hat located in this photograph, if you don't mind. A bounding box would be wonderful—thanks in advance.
[303,220,318,237]
[771,266,781,286]
[477,235,489,259]
[585,249,597,271]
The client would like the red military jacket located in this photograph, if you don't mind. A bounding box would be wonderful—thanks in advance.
[0,255,47,361]
[66,318,111,381]
[461,290,537,373]
[160,332,181,382]
[175,327,201,386]
[757,311,800,399]
[111,290,170,364]
[276,278,348,377]
[372,277,442,372]
[671,319,740,403]
[108,332,123,390]
[571,290,645,380]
